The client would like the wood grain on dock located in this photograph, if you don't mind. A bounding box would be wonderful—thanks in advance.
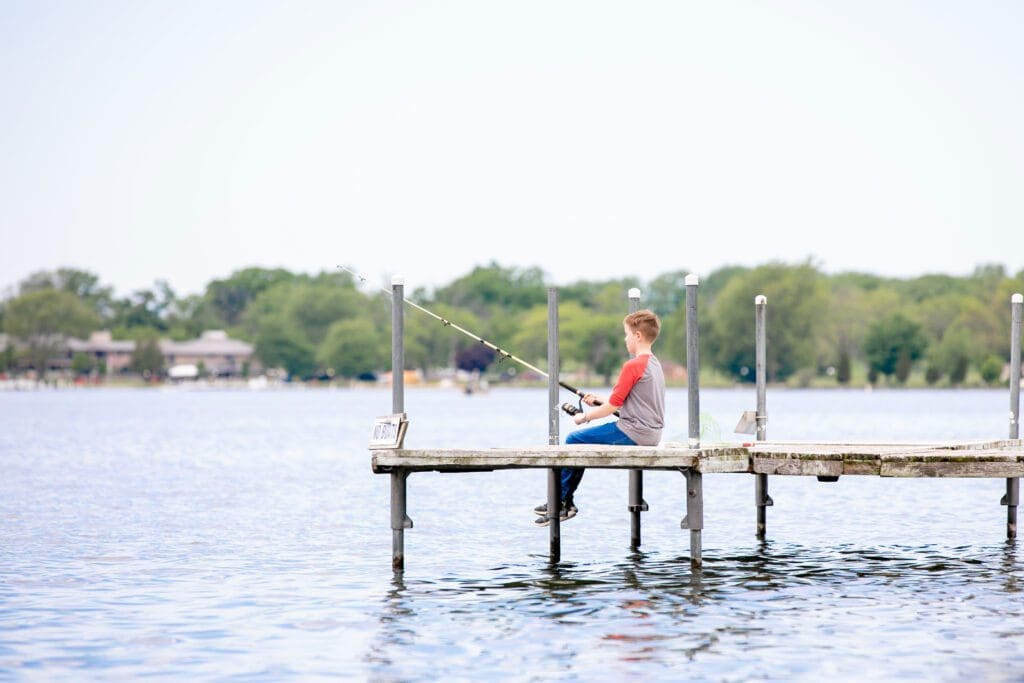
[372,444,750,473]
[748,439,1024,478]
[372,439,1024,478]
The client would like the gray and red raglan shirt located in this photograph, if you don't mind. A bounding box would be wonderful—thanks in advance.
[608,353,666,446]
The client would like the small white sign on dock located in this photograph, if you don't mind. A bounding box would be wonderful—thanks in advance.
[370,413,408,449]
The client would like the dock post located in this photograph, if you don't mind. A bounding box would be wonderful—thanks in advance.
[1004,293,1022,538]
[627,288,648,549]
[685,273,702,565]
[390,276,410,571]
[547,287,561,562]
[754,295,772,539]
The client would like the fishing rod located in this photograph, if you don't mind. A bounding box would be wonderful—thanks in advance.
[338,264,612,414]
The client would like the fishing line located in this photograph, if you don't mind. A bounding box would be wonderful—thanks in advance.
[337,264,605,408]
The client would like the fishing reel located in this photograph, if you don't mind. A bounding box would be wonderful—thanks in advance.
[560,401,583,417]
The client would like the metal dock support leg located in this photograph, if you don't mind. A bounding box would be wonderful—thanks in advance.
[390,276,411,570]
[626,288,647,549]
[754,294,771,539]
[547,287,561,562]
[1004,293,1021,538]
[548,468,561,562]
[1005,479,1019,539]
[755,473,773,539]
[683,274,702,565]
[390,469,413,571]
[629,470,648,550]
[680,469,703,566]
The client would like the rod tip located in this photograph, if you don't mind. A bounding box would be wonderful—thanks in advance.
[755,295,767,305]
[628,288,641,299]
[685,274,699,286]
[1014,293,1023,304]
[391,275,405,286]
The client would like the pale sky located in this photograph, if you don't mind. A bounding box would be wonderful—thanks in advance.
[2,1,1023,299]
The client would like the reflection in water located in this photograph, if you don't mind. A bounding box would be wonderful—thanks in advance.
[367,540,1024,679]
[1002,539,1019,594]
[365,574,414,670]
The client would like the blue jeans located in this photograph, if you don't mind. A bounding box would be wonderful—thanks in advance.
[560,421,636,503]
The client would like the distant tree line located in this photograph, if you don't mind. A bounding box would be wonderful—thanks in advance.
[1,261,1022,385]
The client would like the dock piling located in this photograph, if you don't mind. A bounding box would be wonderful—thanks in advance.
[685,273,703,565]
[755,295,772,539]
[390,276,409,570]
[681,470,704,561]
[1004,293,1022,538]
[547,287,561,562]
[627,288,648,549]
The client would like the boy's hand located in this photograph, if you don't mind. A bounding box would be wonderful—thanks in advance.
[582,393,599,406]
[574,413,588,425]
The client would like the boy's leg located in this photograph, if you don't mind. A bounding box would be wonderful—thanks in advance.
[562,422,637,503]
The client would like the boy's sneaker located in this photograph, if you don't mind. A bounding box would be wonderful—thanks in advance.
[533,501,578,516]
[533,502,578,527]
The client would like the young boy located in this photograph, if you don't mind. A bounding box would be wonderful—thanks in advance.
[535,309,666,526]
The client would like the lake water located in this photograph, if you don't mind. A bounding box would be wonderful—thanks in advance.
[1,387,1023,681]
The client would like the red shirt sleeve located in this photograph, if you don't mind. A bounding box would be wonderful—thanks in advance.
[609,356,650,407]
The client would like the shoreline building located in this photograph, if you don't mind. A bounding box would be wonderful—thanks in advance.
[66,331,136,373]
[61,330,255,377]
[161,330,256,378]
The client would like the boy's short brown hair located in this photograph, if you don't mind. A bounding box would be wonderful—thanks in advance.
[624,309,660,343]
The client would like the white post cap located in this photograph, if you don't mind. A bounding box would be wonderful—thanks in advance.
[685,274,699,286]
[1013,293,1023,304]
[391,275,405,286]
[755,295,767,305]
[628,288,641,299]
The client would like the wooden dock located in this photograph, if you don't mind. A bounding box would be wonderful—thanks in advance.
[372,439,1024,477]
[374,278,1023,569]
[371,439,1024,568]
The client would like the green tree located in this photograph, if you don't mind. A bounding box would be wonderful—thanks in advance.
[110,281,177,333]
[2,341,17,372]
[927,325,973,385]
[166,294,220,340]
[564,311,626,384]
[641,270,689,317]
[863,313,928,383]
[244,281,363,348]
[431,262,547,318]
[205,267,297,326]
[131,334,165,378]
[836,349,851,384]
[708,262,828,381]
[560,278,640,315]
[821,285,900,370]
[18,268,115,318]
[71,352,94,376]
[979,354,1003,385]
[4,289,100,373]
[508,304,560,374]
[254,317,316,379]
[404,302,487,374]
[316,318,386,378]
[502,302,630,384]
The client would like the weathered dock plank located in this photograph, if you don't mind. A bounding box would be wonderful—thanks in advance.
[879,448,1024,478]
[371,444,750,474]
[373,441,1024,477]
[747,441,1024,478]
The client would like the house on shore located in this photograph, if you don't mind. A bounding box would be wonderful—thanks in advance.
[66,331,136,373]
[161,330,256,377]
[58,330,256,377]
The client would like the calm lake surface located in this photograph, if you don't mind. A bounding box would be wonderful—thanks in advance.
[2,387,1023,681]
